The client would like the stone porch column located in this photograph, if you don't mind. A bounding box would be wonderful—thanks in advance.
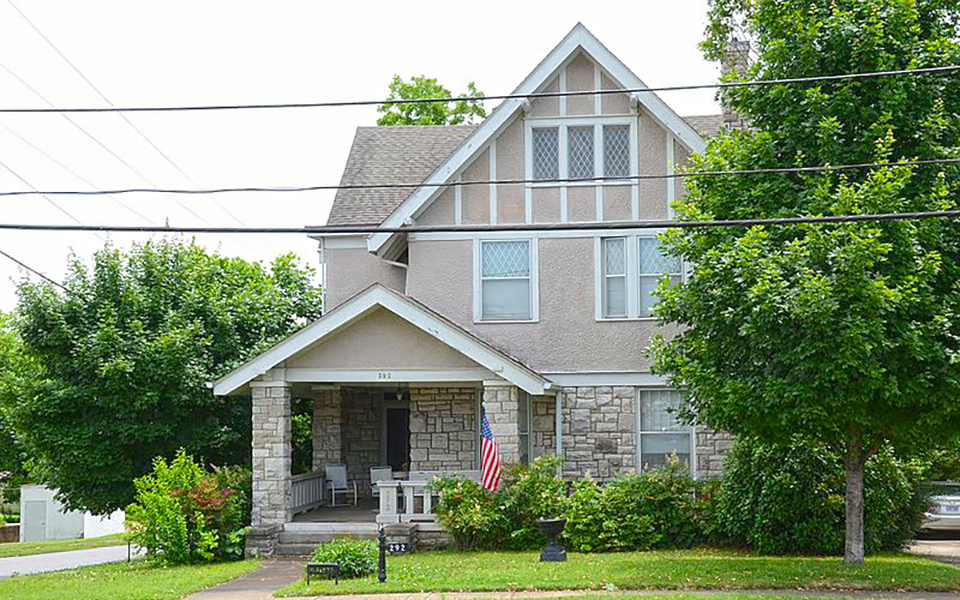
[312,388,343,473]
[248,379,292,557]
[482,382,521,465]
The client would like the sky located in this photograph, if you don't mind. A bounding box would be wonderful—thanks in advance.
[0,0,721,310]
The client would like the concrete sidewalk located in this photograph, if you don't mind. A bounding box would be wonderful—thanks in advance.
[184,557,305,600]
[281,590,960,600]
[907,539,960,565]
[0,544,141,578]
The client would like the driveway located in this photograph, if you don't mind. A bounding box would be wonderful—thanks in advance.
[908,538,960,564]
[0,544,141,578]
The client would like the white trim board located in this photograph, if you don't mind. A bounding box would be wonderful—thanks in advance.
[212,284,551,396]
[367,23,705,257]
[544,372,670,386]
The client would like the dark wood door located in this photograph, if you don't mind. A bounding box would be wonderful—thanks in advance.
[385,407,410,471]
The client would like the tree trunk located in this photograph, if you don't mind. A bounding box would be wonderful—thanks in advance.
[844,436,866,565]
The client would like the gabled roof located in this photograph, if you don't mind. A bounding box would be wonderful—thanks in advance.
[367,22,709,255]
[327,125,476,226]
[683,114,725,139]
[212,284,552,396]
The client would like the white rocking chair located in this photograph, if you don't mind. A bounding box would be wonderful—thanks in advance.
[325,465,358,507]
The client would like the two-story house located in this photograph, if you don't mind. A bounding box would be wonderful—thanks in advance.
[214,23,731,555]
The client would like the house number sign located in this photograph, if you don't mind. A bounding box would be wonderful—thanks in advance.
[377,371,392,380]
[387,542,410,554]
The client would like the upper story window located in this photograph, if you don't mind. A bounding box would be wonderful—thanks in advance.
[603,125,631,178]
[602,237,627,318]
[478,240,537,321]
[597,234,682,319]
[529,119,635,183]
[568,126,595,179]
[638,238,681,317]
[532,128,559,180]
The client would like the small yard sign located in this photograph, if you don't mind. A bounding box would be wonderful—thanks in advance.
[306,562,339,585]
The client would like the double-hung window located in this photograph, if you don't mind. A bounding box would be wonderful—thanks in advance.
[479,240,534,321]
[638,238,682,317]
[637,389,693,471]
[601,237,627,318]
[598,235,682,319]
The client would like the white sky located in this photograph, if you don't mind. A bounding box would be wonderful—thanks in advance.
[0,0,720,310]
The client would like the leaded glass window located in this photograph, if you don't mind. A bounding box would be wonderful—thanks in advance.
[532,127,559,181]
[481,240,532,321]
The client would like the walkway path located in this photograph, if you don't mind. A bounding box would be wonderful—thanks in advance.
[0,544,140,578]
[184,556,305,600]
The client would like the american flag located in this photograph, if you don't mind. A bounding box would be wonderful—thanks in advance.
[480,408,501,492]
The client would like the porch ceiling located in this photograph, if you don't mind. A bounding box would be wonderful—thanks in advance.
[212,284,551,396]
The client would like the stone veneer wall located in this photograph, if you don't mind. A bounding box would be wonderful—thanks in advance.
[560,386,636,481]
[340,389,383,497]
[483,385,520,464]
[312,389,342,472]
[531,395,556,459]
[409,387,477,470]
[696,430,735,479]
[251,383,292,529]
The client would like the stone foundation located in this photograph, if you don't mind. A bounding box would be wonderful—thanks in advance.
[532,395,556,459]
[409,387,477,470]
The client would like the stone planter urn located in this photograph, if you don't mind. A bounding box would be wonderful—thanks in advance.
[535,518,567,562]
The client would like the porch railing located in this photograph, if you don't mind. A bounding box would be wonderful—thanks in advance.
[376,470,482,524]
[290,470,325,515]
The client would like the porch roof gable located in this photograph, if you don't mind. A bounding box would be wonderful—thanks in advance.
[212,284,551,396]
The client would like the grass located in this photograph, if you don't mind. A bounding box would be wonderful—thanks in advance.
[0,533,127,558]
[0,558,261,600]
[276,548,960,596]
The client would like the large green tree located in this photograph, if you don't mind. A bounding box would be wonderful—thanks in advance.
[10,239,322,514]
[376,75,486,126]
[0,313,37,503]
[652,0,960,564]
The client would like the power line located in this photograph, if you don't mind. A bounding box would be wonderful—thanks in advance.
[0,209,958,234]
[0,65,957,114]
[0,156,957,198]
[4,1,217,229]
[0,247,66,290]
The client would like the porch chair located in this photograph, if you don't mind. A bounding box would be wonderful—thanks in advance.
[324,465,358,507]
[369,466,394,498]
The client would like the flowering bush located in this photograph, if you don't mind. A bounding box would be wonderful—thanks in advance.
[126,449,250,563]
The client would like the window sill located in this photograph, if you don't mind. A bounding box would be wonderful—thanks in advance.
[474,319,540,325]
[596,316,660,323]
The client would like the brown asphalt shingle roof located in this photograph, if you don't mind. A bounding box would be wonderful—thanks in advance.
[327,117,724,226]
[326,125,477,226]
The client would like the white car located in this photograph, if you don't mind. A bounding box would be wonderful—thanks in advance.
[923,482,960,531]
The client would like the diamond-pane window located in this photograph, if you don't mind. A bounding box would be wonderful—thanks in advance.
[639,237,681,317]
[568,126,595,180]
[603,125,630,178]
[481,240,532,321]
[482,241,529,278]
[532,127,559,181]
[602,237,627,318]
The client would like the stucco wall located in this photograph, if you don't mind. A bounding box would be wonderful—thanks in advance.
[286,308,482,371]
[325,246,405,310]
[407,237,674,373]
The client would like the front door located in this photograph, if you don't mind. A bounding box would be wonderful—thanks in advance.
[385,407,410,471]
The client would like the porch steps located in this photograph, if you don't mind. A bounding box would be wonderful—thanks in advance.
[274,522,381,556]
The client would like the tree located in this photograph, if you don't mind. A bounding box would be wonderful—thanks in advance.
[0,313,37,504]
[376,75,486,126]
[652,0,960,564]
[10,239,322,514]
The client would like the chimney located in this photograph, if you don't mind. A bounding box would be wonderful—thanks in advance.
[721,38,751,129]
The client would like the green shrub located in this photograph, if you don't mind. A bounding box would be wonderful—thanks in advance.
[126,449,251,564]
[431,476,512,549]
[312,538,378,579]
[713,437,927,555]
[563,459,704,552]
[499,455,568,549]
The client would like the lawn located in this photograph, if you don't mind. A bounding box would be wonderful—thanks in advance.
[0,533,127,558]
[276,549,960,596]
[0,558,260,600]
